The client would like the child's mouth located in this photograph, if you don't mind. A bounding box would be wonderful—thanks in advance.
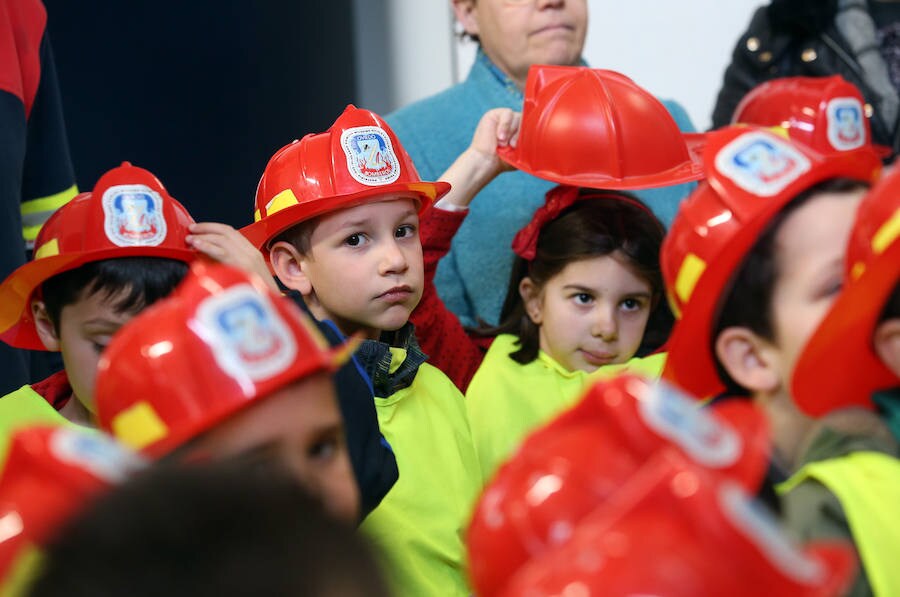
[580,349,617,366]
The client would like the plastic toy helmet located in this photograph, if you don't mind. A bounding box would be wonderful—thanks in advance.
[733,75,891,158]
[792,165,900,416]
[0,162,196,350]
[498,450,855,597]
[466,374,770,597]
[0,426,145,584]
[241,105,450,254]
[95,261,354,458]
[497,65,705,190]
[661,126,881,399]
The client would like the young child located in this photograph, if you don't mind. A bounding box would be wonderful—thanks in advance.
[0,425,144,596]
[660,126,882,588]
[237,105,481,597]
[411,65,707,482]
[781,165,900,597]
[94,261,361,523]
[0,162,194,448]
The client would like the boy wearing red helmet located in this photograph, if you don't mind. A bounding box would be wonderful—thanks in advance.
[661,126,884,594]
[781,165,900,597]
[0,162,194,447]
[94,261,362,523]
[238,105,481,597]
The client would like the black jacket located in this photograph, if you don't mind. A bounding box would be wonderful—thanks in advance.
[711,2,900,155]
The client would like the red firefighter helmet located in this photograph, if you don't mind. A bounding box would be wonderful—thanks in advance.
[499,450,855,597]
[0,162,196,350]
[241,105,450,255]
[95,261,354,458]
[661,126,881,398]
[497,65,705,189]
[466,374,770,597]
[733,75,891,158]
[0,426,145,583]
[792,165,900,416]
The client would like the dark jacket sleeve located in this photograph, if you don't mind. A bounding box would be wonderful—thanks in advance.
[287,291,399,519]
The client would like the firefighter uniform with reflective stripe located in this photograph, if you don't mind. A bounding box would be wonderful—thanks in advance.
[0,0,78,394]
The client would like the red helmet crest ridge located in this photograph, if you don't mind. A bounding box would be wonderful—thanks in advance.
[241,105,450,254]
[0,162,196,350]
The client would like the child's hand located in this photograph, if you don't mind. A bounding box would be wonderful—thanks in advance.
[186,223,280,291]
[469,108,521,169]
[438,108,521,210]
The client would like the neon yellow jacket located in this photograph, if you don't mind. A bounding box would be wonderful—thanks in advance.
[359,348,481,597]
[0,384,71,461]
[466,334,666,485]
[780,451,900,597]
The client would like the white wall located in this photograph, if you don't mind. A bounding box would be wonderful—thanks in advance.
[382,1,766,131]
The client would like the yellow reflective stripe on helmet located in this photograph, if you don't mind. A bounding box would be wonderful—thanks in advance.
[265,189,300,216]
[111,402,168,451]
[33,238,59,260]
[872,208,900,255]
[675,253,707,304]
[254,208,262,222]
[20,184,79,244]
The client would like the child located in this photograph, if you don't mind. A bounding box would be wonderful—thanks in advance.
[661,126,882,588]
[412,66,707,482]
[781,165,900,597]
[0,426,144,596]
[0,162,194,447]
[29,458,391,597]
[237,105,481,597]
[94,261,361,523]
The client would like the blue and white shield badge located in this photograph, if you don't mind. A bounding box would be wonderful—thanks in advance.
[196,285,297,383]
[102,184,168,246]
[826,97,866,151]
[340,126,401,186]
[715,132,811,196]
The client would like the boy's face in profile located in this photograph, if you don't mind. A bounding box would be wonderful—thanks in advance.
[762,188,866,393]
[33,288,136,414]
[296,196,424,339]
[185,371,360,523]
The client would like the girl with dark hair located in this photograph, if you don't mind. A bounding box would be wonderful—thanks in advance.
[411,109,673,483]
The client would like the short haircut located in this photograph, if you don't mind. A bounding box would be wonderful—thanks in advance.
[28,458,389,597]
[41,257,189,332]
[712,177,869,395]
[270,218,319,255]
[480,191,671,363]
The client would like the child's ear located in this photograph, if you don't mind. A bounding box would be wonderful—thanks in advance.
[451,0,479,36]
[31,301,61,352]
[874,318,900,377]
[270,241,313,296]
[714,327,779,394]
[518,277,543,325]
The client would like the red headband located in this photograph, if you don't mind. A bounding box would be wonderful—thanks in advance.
[511,186,658,260]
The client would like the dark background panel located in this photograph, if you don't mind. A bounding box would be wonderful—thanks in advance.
[45,0,358,228]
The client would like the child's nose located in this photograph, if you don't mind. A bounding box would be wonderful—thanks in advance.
[378,239,409,275]
[591,305,618,340]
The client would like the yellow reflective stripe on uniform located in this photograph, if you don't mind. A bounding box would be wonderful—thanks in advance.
[20,184,79,243]
[779,452,900,597]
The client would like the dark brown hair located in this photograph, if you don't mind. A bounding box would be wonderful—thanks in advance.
[477,189,671,364]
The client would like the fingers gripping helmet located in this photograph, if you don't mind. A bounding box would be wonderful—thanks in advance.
[95,261,352,457]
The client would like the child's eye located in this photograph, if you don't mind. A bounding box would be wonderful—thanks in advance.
[395,224,416,239]
[344,233,368,247]
[572,293,594,305]
[308,436,339,462]
[91,342,108,355]
[620,298,646,312]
